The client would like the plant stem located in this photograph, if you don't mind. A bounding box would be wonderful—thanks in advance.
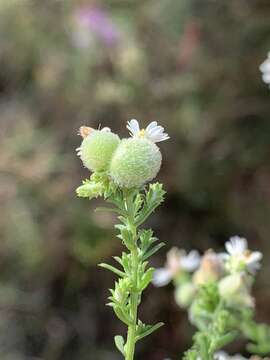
[126,248,139,360]
[125,192,139,360]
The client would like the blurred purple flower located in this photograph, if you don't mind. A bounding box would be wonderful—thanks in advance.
[74,6,121,48]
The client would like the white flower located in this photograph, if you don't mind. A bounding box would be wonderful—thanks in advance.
[152,268,172,287]
[152,248,200,287]
[260,52,270,86]
[180,250,201,272]
[193,250,224,285]
[214,351,247,360]
[222,236,262,274]
[127,119,169,143]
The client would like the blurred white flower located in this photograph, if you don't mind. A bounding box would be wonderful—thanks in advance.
[218,272,254,308]
[152,248,200,287]
[152,268,172,287]
[260,52,270,86]
[214,351,247,360]
[180,250,201,271]
[127,119,169,143]
[193,249,224,285]
[222,236,262,274]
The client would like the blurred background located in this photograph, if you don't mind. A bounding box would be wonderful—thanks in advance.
[1,0,270,359]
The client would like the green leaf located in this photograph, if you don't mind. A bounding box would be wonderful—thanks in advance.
[247,342,270,355]
[115,224,136,250]
[142,242,165,260]
[113,305,132,326]
[114,335,125,356]
[134,193,143,216]
[139,229,156,253]
[113,252,131,273]
[195,333,210,360]
[76,179,104,199]
[95,207,120,214]
[135,183,165,226]
[183,349,198,360]
[211,330,238,351]
[98,263,125,277]
[139,268,154,290]
[136,322,164,341]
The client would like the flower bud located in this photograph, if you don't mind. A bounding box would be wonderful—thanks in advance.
[78,129,120,172]
[218,273,254,308]
[193,250,224,285]
[174,282,196,308]
[110,138,162,188]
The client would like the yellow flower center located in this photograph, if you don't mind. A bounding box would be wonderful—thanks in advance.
[139,129,146,137]
[243,249,252,260]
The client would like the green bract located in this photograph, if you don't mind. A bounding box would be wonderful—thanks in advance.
[110,138,162,188]
[79,130,120,171]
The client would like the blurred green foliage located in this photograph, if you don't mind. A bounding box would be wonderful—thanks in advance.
[1,0,270,358]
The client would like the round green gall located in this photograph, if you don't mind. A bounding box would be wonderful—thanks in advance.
[109,138,162,188]
[78,129,120,172]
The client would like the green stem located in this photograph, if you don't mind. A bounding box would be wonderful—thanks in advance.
[126,248,139,360]
[125,192,140,360]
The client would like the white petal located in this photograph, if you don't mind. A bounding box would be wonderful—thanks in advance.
[146,121,158,131]
[127,119,170,143]
[248,251,263,263]
[147,126,163,136]
[214,351,230,360]
[262,73,270,83]
[225,236,247,255]
[246,251,262,273]
[260,59,270,73]
[127,119,140,136]
[101,127,111,132]
[148,132,170,143]
[76,146,82,156]
[145,121,169,142]
[225,242,232,255]
[155,134,170,142]
[152,268,172,287]
[180,250,201,271]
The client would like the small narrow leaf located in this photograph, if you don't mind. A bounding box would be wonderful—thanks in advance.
[99,263,125,277]
[95,207,120,214]
[114,335,125,356]
[196,333,210,360]
[139,268,154,290]
[136,322,164,341]
[113,306,132,326]
[142,242,165,260]
[211,330,238,351]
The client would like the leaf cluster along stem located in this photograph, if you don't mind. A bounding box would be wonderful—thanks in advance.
[87,179,166,360]
[183,286,238,360]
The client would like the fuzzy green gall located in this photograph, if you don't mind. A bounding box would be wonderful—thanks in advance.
[76,120,169,360]
[77,128,120,172]
[110,137,162,188]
